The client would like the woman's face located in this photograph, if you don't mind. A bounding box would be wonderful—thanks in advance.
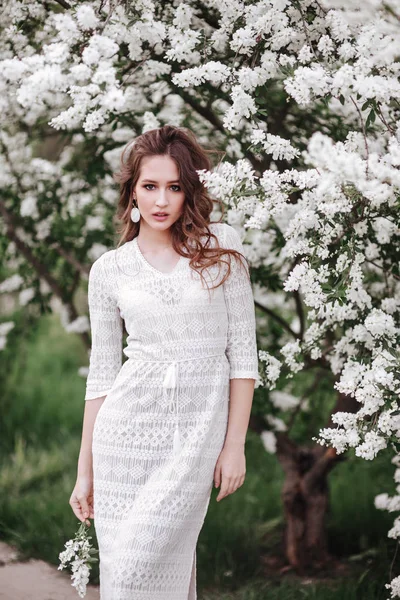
[133,154,186,230]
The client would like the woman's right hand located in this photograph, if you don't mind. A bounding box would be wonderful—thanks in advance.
[69,474,94,526]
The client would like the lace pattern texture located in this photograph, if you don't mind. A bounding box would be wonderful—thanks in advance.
[84,222,259,599]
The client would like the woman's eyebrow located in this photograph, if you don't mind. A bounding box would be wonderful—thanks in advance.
[141,179,180,184]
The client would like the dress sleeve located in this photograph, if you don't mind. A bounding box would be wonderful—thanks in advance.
[84,253,124,401]
[221,223,259,381]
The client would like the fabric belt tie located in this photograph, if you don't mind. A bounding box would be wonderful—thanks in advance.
[162,361,181,456]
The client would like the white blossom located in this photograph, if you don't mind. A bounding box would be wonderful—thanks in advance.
[19,288,35,306]
[269,390,300,411]
[76,5,100,31]
[261,430,277,454]
[0,274,24,293]
[65,316,90,334]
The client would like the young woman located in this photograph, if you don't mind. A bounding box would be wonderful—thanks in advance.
[70,125,259,599]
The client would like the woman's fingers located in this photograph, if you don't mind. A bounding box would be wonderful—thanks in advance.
[69,478,94,524]
[214,462,221,488]
[69,494,85,521]
[79,496,89,516]
[216,474,230,501]
[69,493,92,524]
[216,472,246,501]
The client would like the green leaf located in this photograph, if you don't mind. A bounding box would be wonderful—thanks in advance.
[366,109,376,128]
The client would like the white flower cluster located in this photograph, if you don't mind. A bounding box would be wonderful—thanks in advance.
[58,520,99,598]
[0,321,15,351]
[258,350,282,390]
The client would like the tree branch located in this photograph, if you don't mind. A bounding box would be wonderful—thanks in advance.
[49,242,90,276]
[52,0,71,9]
[293,290,305,340]
[254,299,299,339]
[168,79,225,132]
[0,200,90,348]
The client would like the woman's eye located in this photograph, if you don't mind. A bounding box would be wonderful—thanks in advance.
[143,184,181,191]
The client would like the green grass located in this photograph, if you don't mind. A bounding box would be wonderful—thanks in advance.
[0,312,398,598]
[1,313,87,454]
[199,574,391,599]
[0,436,86,560]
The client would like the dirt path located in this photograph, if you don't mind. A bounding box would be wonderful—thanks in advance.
[0,541,99,599]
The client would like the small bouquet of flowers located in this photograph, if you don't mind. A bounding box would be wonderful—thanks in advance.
[58,519,99,598]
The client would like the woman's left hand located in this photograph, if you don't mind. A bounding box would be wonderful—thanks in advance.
[213,439,246,502]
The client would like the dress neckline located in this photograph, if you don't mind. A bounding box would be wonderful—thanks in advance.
[133,236,186,277]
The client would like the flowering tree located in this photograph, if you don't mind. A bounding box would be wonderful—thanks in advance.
[1,0,400,593]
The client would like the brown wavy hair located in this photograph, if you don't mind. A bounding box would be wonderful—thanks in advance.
[113,125,249,291]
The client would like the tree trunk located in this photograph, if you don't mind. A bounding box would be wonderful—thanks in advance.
[275,389,359,571]
[249,390,360,572]
[280,444,337,570]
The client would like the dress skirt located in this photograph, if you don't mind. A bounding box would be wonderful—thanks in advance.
[92,354,230,599]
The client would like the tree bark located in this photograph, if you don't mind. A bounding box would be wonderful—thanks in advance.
[275,390,359,571]
[249,389,360,572]
[278,441,338,570]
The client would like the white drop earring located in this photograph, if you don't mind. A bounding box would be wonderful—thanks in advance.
[131,196,141,223]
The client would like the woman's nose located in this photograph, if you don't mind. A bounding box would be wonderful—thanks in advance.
[156,192,169,206]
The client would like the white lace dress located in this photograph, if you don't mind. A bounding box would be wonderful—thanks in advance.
[85,221,259,600]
